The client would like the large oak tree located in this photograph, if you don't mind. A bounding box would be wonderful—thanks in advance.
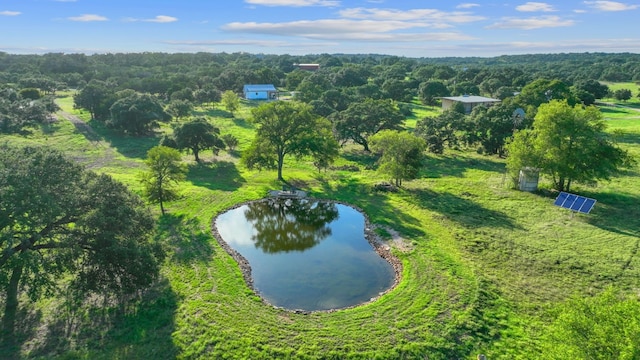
[331,98,404,152]
[0,145,163,342]
[506,100,633,192]
[173,117,225,162]
[108,92,169,135]
[243,101,338,181]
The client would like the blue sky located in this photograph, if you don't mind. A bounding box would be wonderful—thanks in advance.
[1,0,639,57]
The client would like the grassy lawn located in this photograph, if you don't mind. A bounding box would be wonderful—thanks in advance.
[601,81,640,108]
[2,94,640,359]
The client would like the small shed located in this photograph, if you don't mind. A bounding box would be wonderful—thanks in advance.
[243,84,277,100]
[294,63,320,71]
[441,95,501,114]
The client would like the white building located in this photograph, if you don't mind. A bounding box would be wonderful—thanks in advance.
[441,95,501,114]
[243,84,277,100]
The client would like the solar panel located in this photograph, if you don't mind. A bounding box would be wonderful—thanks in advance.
[553,191,597,214]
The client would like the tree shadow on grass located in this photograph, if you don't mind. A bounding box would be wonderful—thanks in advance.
[600,106,634,116]
[25,278,179,359]
[613,131,640,145]
[187,160,245,192]
[195,108,230,118]
[0,305,42,360]
[341,148,377,169]
[157,213,215,264]
[231,117,252,128]
[84,119,161,159]
[311,174,426,238]
[406,187,521,230]
[422,153,506,178]
[40,119,63,135]
[581,190,640,238]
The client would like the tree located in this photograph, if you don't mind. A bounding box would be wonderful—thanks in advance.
[369,130,426,186]
[18,88,41,100]
[221,90,240,117]
[414,110,465,154]
[173,117,225,162]
[381,79,414,102]
[515,79,578,117]
[140,146,187,215]
[332,98,404,151]
[73,79,116,120]
[166,99,194,120]
[0,145,162,342]
[108,92,169,135]
[466,102,523,156]
[309,124,339,172]
[574,79,609,100]
[242,101,338,181]
[506,100,633,192]
[542,287,640,359]
[0,92,54,134]
[450,81,480,97]
[294,73,332,103]
[169,87,194,102]
[613,88,632,101]
[221,133,239,152]
[418,80,450,105]
[194,86,221,108]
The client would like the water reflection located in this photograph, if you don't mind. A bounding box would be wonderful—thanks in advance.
[245,199,339,253]
[215,198,395,311]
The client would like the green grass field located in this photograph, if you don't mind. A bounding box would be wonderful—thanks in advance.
[2,95,640,359]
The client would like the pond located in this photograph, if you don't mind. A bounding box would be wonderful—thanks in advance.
[214,198,396,311]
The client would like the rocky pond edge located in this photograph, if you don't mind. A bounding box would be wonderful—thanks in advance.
[210,196,404,314]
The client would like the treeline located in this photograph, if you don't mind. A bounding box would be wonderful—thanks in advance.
[1,51,638,162]
[1,51,639,93]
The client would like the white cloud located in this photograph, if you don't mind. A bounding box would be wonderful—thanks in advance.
[222,6,485,43]
[222,19,473,42]
[457,3,480,9]
[516,2,556,12]
[338,8,485,23]
[165,39,307,47]
[584,1,639,11]
[0,10,21,16]
[487,15,575,29]
[68,14,108,22]
[223,19,429,35]
[124,15,178,23]
[244,0,340,6]
[145,15,178,23]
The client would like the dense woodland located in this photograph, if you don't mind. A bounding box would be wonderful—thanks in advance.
[2,51,639,156]
[1,51,640,359]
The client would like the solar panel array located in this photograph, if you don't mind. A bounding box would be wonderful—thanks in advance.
[553,192,597,214]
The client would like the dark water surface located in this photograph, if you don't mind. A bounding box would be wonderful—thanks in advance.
[215,198,395,311]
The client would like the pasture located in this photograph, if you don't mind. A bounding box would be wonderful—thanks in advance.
[2,95,640,359]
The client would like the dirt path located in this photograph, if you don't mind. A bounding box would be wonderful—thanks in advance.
[57,111,116,169]
[596,101,640,112]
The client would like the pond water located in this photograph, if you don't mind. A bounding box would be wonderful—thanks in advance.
[215,198,395,311]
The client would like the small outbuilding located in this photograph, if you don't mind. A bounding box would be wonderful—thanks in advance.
[441,95,501,114]
[293,63,320,71]
[243,84,278,100]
